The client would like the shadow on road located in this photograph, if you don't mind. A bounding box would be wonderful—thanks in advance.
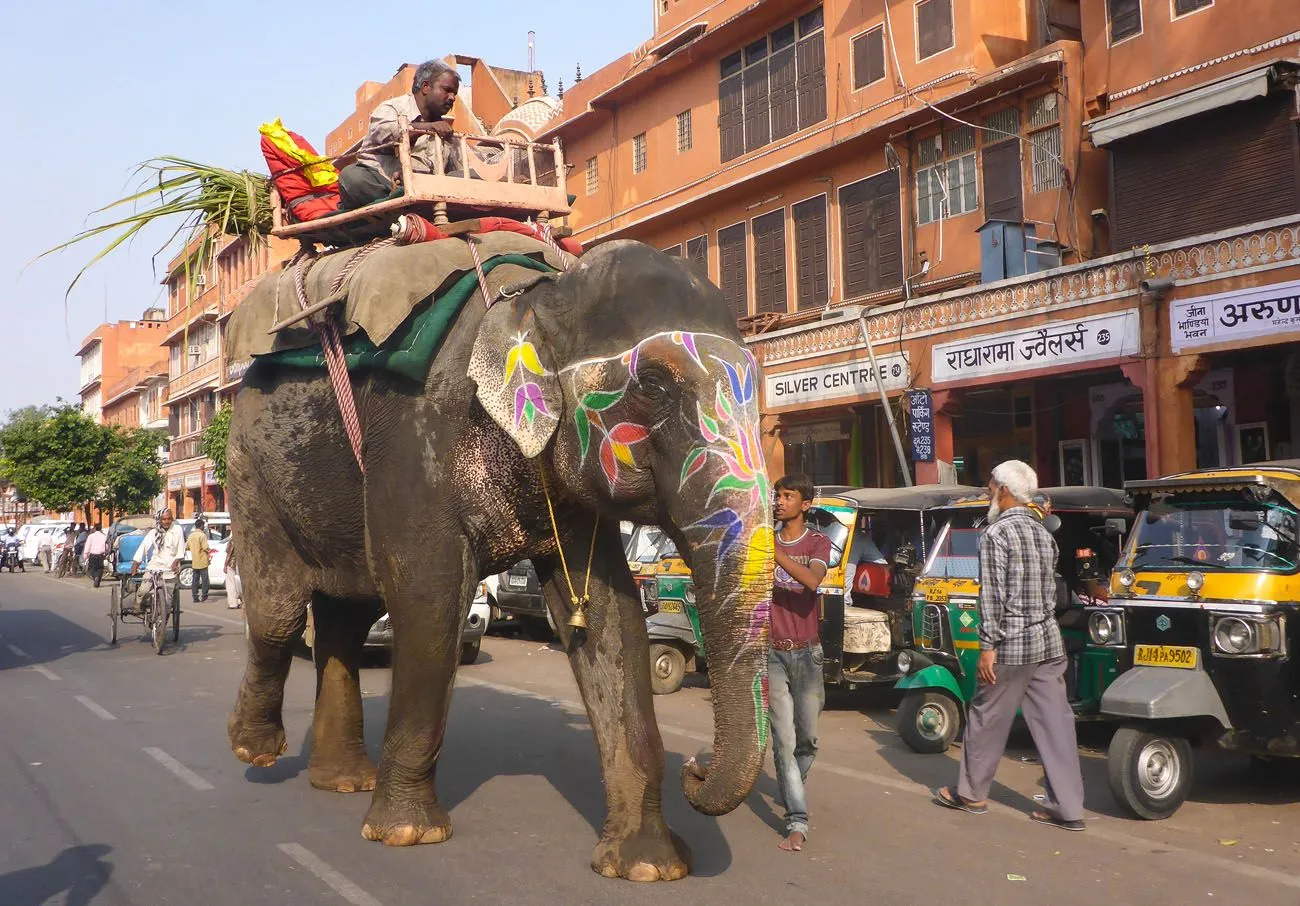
[0,610,112,669]
[0,843,114,906]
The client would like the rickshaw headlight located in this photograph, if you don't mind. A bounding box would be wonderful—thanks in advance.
[1186,571,1205,595]
[684,588,696,605]
[1088,611,1123,646]
[1213,617,1255,655]
[897,650,914,674]
[1117,568,1136,590]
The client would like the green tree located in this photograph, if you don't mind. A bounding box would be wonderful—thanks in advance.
[200,403,233,488]
[0,405,111,513]
[97,428,166,517]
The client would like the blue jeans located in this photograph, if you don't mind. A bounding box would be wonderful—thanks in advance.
[768,645,825,836]
[191,566,210,601]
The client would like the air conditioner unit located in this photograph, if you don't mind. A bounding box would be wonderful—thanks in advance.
[187,345,202,356]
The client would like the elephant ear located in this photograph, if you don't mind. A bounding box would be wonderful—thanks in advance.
[468,296,562,458]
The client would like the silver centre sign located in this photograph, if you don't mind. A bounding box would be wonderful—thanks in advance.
[764,352,911,408]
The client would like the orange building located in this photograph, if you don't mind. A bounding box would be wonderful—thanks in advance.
[542,0,1300,487]
[76,310,170,425]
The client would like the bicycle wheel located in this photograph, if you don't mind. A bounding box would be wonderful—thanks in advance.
[109,585,120,645]
[152,587,167,654]
[171,587,181,643]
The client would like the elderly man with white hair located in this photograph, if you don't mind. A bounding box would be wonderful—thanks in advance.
[932,459,1086,832]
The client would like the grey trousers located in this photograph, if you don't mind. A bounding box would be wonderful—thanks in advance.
[957,656,1085,821]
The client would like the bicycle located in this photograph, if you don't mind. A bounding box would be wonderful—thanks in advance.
[109,568,181,654]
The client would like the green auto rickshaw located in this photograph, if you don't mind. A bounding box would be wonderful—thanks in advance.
[893,486,1133,753]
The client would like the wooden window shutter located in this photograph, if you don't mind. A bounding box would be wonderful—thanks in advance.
[742,61,771,154]
[718,73,745,163]
[752,210,788,315]
[768,46,798,141]
[663,244,683,257]
[840,171,903,300]
[796,32,827,130]
[1108,0,1141,42]
[793,195,829,310]
[982,139,1024,222]
[917,0,954,59]
[852,27,886,89]
[718,223,749,320]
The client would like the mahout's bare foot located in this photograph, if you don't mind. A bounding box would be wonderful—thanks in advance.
[778,831,806,852]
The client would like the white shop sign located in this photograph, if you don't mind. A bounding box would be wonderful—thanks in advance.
[764,352,910,408]
[1170,278,1300,352]
[167,477,184,491]
[932,309,1140,384]
[783,422,850,445]
[184,474,202,489]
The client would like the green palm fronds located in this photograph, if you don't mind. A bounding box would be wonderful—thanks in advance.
[35,157,273,299]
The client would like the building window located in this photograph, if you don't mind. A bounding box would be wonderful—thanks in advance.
[752,209,788,315]
[840,170,903,299]
[632,133,648,174]
[915,126,978,225]
[718,6,825,163]
[585,156,599,195]
[851,25,886,90]
[1173,0,1212,14]
[717,222,749,320]
[792,195,829,310]
[685,235,708,274]
[663,244,683,256]
[1108,0,1141,42]
[1028,94,1062,192]
[916,0,954,60]
[676,109,693,153]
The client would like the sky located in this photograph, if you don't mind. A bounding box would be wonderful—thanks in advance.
[0,1,650,416]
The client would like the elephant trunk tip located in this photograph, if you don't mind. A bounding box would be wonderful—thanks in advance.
[680,753,758,817]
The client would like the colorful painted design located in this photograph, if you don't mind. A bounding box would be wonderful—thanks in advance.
[752,672,771,752]
[501,332,556,433]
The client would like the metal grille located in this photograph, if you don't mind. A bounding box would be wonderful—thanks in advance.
[676,109,693,153]
[1029,93,1059,129]
[946,124,975,156]
[984,107,1021,141]
[919,604,950,653]
[584,156,598,195]
[1031,124,1063,192]
[918,133,942,165]
[632,133,648,174]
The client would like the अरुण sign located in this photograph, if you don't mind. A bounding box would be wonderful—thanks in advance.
[764,351,910,408]
[1170,279,1300,352]
[907,389,934,462]
[931,309,1140,384]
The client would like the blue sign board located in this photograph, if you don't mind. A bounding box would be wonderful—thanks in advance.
[907,389,934,462]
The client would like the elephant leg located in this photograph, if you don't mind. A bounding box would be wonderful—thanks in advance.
[360,550,473,846]
[228,571,309,767]
[308,594,382,793]
[539,529,691,882]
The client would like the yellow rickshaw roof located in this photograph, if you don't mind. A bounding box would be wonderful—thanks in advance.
[817,484,984,512]
[1125,460,1300,507]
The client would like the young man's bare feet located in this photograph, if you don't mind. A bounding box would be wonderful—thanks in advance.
[778,831,805,852]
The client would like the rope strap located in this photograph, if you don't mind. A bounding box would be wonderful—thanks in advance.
[538,465,599,617]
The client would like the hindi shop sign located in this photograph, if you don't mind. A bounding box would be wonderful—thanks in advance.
[764,352,910,409]
[907,389,934,462]
[1170,279,1300,353]
[931,309,1140,384]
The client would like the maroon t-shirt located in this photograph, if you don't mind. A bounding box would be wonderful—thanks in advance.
[771,527,832,644]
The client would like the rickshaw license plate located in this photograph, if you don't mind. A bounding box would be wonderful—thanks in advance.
[657,599,683,614]
[1133,645,1199,669]
[925,587,947,603]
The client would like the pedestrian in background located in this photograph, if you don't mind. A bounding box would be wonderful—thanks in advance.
[223,534,242,609]
[769,473,832,853]
[932,460,1086,832]
[187,518,211,602]
[38,529,54,573]
[84,523,108,588]
[74,523,88,572]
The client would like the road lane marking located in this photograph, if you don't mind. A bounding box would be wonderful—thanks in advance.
[6,643,29,658]
[277,843,384,906]
[458,674,1300,892]
[76,695,116,720]
[31,665,61,681]
[142,747,214,791]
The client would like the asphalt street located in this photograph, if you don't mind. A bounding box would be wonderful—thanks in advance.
[2,572,1299,906]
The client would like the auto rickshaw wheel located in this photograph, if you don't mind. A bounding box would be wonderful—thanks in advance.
[649,643,687,695]
[1107,726,1193,820]
[897,691,962,754]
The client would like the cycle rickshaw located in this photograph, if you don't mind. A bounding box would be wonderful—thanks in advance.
[109,568,181,654]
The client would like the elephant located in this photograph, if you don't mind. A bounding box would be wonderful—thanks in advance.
[225,240,775,881]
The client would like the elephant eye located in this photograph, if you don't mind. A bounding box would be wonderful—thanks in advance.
[636,372,672,404]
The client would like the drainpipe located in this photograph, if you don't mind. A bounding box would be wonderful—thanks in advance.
[858,310,913,487]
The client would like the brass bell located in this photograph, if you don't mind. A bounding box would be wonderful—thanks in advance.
[567,596,588,629]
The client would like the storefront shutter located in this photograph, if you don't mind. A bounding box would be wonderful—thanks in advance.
[752,210,788,315]
[718,223,749,320]
[840,170,903,300]
[718,73,745,163]
[796,32,827,130]
[1111,93,1300,249]
[982,139,1024,222]
[793,195,829,309]
[769,46,798,142]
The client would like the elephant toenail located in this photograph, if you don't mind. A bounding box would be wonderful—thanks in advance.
[628,864,661,882]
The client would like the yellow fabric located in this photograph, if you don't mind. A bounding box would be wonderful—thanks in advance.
[259,118,339,188]
[187,530,211,569]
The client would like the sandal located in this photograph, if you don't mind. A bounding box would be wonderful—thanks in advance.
[932,786,988,815]
[1030,810,1085,832]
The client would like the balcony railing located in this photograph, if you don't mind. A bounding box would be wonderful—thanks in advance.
[169,432,205,462]
[168,357,221,398]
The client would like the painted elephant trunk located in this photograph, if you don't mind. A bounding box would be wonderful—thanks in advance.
[677,512,774,816]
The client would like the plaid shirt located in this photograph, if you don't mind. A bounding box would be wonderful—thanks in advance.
[978,507,1064,665]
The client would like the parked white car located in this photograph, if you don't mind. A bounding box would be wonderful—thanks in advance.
[177,514,231,590]
[22,522,70,565]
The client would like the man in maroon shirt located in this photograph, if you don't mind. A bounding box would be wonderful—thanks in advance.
[769,473,832,852]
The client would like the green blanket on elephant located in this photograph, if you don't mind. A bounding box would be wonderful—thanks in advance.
[225,233,568,383]
[257,254,555,382]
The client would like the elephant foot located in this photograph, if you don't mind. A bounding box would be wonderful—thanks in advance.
[228,711,287,768]
[592,824,692,882]
[309,752,377,793]
[361,792,452,846]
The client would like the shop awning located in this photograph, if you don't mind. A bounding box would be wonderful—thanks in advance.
[1088,64,1278,147]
